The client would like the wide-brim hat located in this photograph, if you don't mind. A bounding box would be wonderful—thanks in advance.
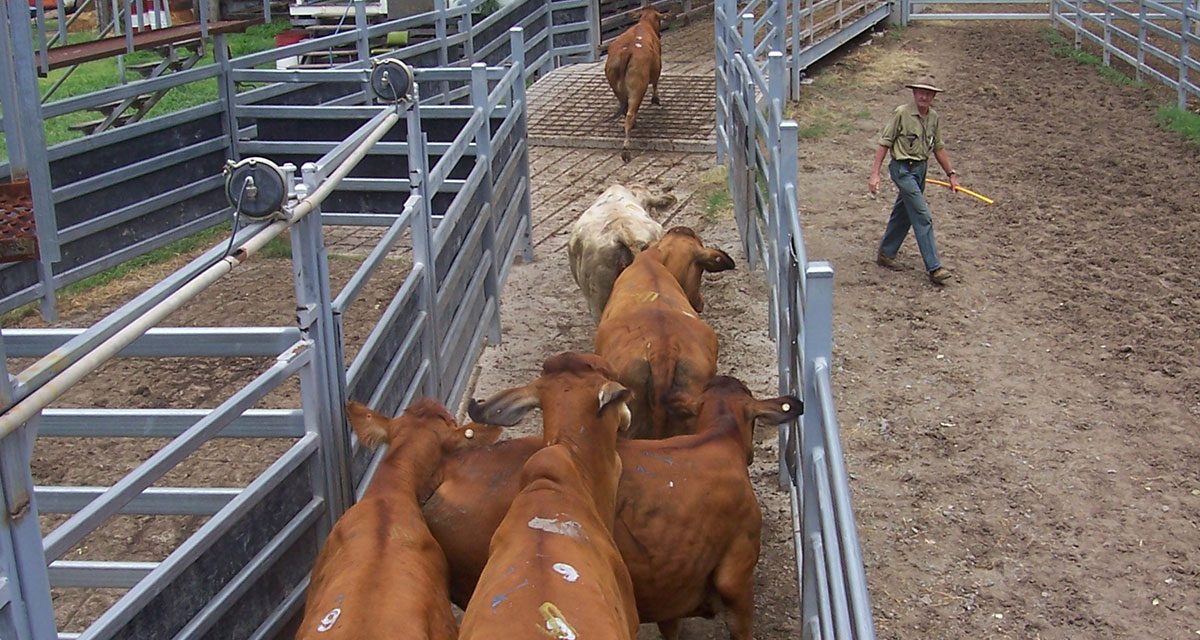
[905,77,943,93]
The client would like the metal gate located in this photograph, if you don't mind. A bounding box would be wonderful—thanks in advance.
[716,0,877,637]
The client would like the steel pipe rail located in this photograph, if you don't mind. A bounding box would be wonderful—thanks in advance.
[0,107,402,441]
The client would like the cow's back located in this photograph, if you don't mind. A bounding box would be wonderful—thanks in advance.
[568,192,665,321]
[596,256,719,437]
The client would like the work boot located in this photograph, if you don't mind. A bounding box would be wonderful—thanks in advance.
[928,267,953,284]
[876,252,903,270]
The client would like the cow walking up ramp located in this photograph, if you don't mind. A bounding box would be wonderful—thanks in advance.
[526,62,717,154]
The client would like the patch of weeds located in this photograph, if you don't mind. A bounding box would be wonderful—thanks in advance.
[259,232,294,259]
[705,188,731,221]
[1041,26,1138,87]
[798,121,830,139]
[1156,106,1200,147]
[696,165,732,222]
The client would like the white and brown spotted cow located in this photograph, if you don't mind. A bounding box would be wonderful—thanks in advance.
[567,183,677,323]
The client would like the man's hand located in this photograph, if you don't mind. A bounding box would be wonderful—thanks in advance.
[949,174,960,192]
[868,172,881,194]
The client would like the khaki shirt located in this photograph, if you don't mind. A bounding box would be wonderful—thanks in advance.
[876,103,944,162]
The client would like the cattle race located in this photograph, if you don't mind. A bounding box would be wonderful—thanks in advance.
[1,0,1198,638]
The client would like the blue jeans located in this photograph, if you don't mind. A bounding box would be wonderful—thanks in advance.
[879,160,942,272]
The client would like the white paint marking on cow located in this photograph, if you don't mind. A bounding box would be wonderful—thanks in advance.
[539,603,578,640]
[553,563,580,582]
[635,43,643,48]
[317,608,341,632]
[528,517,583,538]
[668,481,675,488]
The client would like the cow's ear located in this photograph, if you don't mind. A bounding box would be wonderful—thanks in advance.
[346,401,395,448]
[699,247,736,273]
[448,423,504,450]
[598,381,631,414]
[752,396,803,425]
[468,386,540,426]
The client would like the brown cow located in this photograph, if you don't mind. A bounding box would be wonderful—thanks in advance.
[294,399,500,640]
[458,352,639,640]
[605,7,670,162]
[595,226,735,438]
[426,376,802,640]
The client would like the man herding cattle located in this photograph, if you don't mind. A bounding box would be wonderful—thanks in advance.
[605,6,670,163]
[868,76,960,286]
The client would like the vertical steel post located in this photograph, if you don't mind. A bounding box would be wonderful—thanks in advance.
[587,0,601,61]
[791,0,802,99]
[714,0,726,163]
[800,260,833,640]
[407,93,445,399]
[461,0,476,62]
[293,165,355,533]
[777,120,800,490]
[1049,0,1056,25]
[197,0,209,41]
[765,51,786,343]
[0,334,57,640]
[1103,0,1113,66]
[262,0,271,23]
[354,0,373,102]
[510,27,534,262]
[1181,0,1193,108]
[435,0,451,102]
[5,0,61,321]
[215,33,241,162]
[1136,0,1147,81]
[1074,0,1083,48]
[773,0,786,55]
[471,63,502,345]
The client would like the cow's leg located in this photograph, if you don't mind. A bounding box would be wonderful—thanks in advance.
[607,100,628,121]
[657,618,682,640]
[714,546,756,640]
[651,81,661,106]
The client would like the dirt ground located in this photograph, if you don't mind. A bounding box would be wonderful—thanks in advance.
[787,20,1200,640]
[9,11,1199,640]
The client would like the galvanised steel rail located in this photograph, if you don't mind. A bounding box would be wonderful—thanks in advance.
[898,0,1196,109]
[716,0,878,637]
[0,43,535,637]
[0,0,592,321]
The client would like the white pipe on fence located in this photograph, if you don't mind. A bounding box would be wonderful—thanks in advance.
[0,109,402,441]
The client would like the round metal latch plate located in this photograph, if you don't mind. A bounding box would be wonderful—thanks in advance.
[371,59,415,104]
[224,158,287,220]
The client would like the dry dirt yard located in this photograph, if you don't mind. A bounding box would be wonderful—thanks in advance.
[786,20,1200,640]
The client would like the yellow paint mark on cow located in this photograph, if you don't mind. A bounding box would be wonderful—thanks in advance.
[640,291,659,303]
[537,602,578,640]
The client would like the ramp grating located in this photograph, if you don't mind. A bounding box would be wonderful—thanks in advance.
[526,62,716,154]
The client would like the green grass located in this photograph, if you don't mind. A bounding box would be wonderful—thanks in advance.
[704,188,731,221]
[0,222,229,326]
[1156,106,1200,147]
[1041,26,1200,146]
[1,20,289,160]
[1041,27,1140,87]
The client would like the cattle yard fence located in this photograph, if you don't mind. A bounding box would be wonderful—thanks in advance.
[0,0,593,321]
[0,26,541,639]
[715,0,877,638]
[900,0,1197,108]
[713,1,1196,638]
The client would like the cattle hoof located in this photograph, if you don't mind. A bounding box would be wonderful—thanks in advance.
[651,96,661,106]
[620,149,632,163]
